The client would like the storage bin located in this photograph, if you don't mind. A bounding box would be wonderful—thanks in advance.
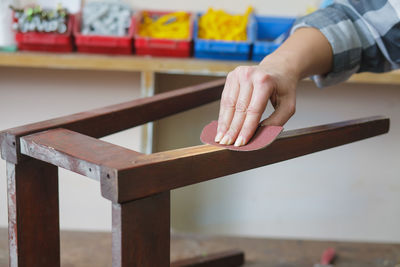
[193,13,255,61]
[74,13,134,55]
[252,16,295,61]
[133,10,193,58]
[15,15,74,53]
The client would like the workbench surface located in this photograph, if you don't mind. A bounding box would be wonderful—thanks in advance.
[1,51,400,85]
[0,228,398,266]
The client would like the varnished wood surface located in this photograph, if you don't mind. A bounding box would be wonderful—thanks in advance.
[0,228,399,267]
[7,159,60,267]
[1,51,400,85]
[112,116,389,202]
[112,192,171,266]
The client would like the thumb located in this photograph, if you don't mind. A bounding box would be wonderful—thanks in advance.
[260,99,296,126]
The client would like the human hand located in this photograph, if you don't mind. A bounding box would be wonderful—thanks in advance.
[215,55,299,147]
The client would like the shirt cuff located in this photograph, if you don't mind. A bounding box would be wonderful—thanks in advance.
[290,8,362,87]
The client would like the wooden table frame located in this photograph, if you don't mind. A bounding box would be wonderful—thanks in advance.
[0,78,390,266]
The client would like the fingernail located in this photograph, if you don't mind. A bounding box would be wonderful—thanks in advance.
[226,136,234,145]
[220,135,231,145]
[234,136,244,147]
[215,132,223,143]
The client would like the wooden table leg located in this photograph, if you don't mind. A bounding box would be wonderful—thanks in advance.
[112,191,170,267]
[7,158,60,267]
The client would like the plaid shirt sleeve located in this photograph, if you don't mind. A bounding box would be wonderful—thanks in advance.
[291,0,400,88]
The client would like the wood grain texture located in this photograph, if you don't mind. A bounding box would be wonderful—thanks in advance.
[112,192,170,267]
[0,78,225,164]
[7,159,60,267]
[106,116,389,202]
[20,128,141,181]
[171,250,244,267]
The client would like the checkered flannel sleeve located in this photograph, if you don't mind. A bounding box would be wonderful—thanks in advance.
[291,0,400,87]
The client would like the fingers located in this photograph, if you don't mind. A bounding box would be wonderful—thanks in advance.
[215,71,240,142]
[219,80,253,145]
[217,66,273,146]
[260,95,296,126]
[235,75,273,146]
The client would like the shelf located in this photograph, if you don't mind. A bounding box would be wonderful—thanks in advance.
[0,51,247,76]
[1,51,400,85]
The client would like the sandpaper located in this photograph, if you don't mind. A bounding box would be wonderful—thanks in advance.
[200,120,283,152]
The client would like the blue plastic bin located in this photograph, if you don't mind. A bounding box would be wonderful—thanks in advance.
[252,16,296,62]
[193,13,255,61]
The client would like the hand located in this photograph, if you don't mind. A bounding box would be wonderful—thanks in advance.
[215,54,299,147]
[214,28,333,147]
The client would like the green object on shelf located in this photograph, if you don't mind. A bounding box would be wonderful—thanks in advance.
[0,45,18,52]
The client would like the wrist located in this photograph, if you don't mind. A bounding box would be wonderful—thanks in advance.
[260,50,303,82]
[263,28,333,79]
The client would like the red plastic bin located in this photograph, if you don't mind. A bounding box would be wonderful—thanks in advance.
[133,10,193,58]
[74,13,134,55]
[15,15,74,53]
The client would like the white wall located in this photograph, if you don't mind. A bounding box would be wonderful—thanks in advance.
[123,0,318,16]
[21,0,319,15]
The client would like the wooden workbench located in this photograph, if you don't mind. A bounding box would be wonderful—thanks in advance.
[0,228,398,266]
[1,51,400,84]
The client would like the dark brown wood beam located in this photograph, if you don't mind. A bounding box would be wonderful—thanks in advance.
[112,192,170,267]
[171,250,245,267]
[0,78,225,164]
[106,116,389,203]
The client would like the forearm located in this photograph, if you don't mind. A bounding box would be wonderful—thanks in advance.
[260,27,333,81]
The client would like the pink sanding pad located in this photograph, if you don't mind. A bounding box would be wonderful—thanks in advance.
[200,120,283,152]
